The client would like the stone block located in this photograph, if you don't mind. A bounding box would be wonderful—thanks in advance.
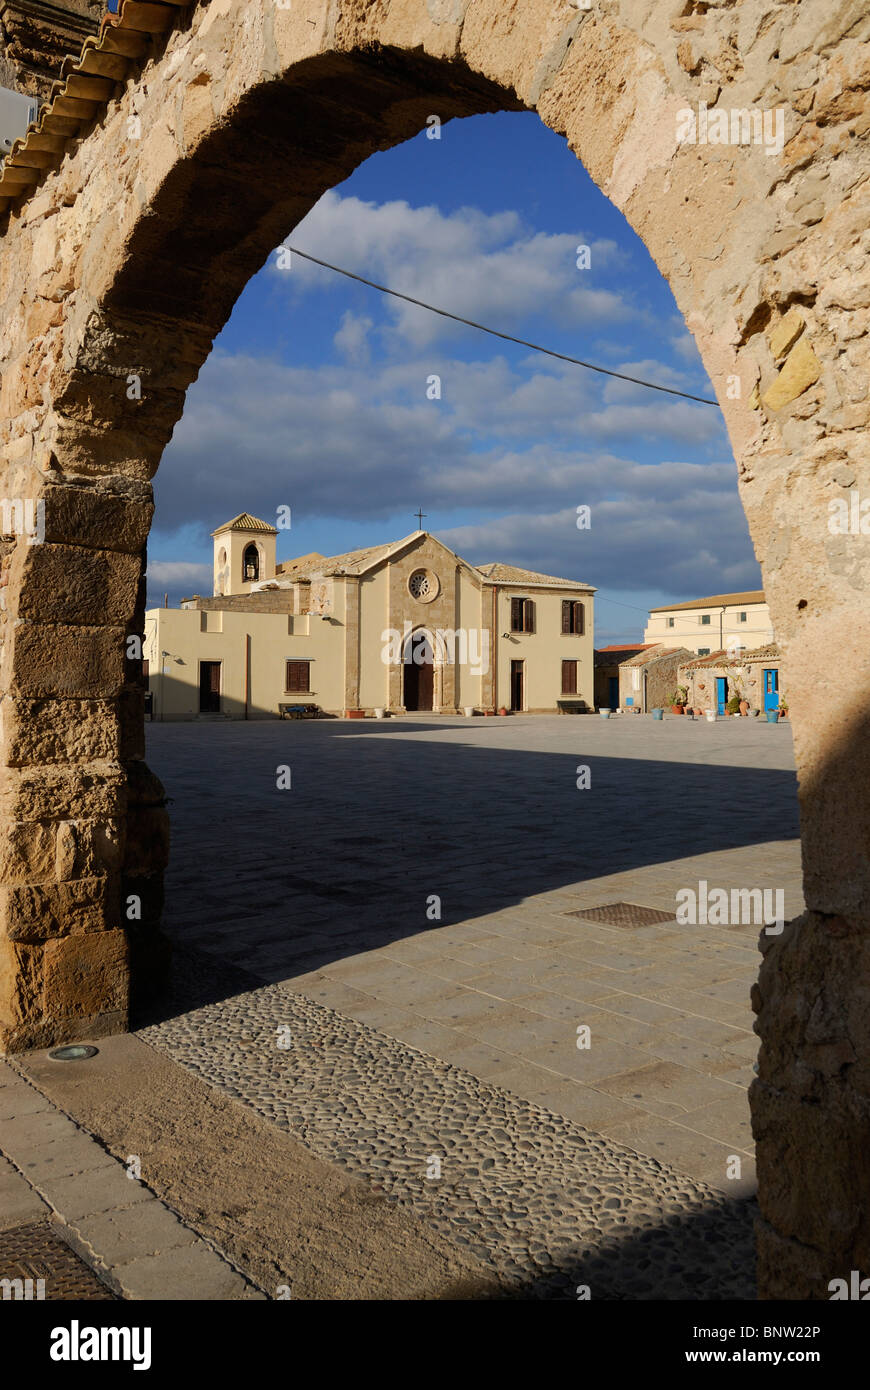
[767,307,805,360]
[0,820,56,884]
[40,482,153,555]
[42,928,129,1019]
[0,622,126,699]
[124,809,170,876]
[762,338,822,411]
[0,698,121,768]
[0,764,125,822]
[9,543,142,626]
[0,937,41,1027]
[0,875,120,943]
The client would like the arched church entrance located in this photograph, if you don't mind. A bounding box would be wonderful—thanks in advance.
[403,631,434,712]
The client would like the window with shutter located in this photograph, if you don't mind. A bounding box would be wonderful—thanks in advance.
[510,597,524,632]
[285,660,311,693]
[561,660,577,694]
[562,600,585,634]
[524,599,535,633]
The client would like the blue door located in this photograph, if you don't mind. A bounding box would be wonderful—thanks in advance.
[608,676,619,707]
[763,668,779,711]
[716,676,728,715]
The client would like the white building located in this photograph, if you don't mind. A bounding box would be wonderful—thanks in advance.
[643,590,773,657]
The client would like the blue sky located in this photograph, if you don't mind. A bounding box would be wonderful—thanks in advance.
[148,111,760,644]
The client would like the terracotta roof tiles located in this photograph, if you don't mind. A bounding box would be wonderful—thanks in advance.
[0,1,193,215]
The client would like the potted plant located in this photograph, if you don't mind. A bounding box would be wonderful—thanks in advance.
[726,695,741,717]
[779,700,789,720]
[670,686,688,715]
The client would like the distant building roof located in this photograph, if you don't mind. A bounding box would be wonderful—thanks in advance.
[679,641,780,670]
[596,644,655,653]
[622,644,692,667]
[741,642,780,662]
[212,512,278,536]
[276,536,418,579]
[476,562,594,590]
[679,648,732,670]
[594,644,653,668]
[649,590,765,614]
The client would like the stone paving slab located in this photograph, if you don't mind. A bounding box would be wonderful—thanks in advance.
[141,716,801,1196]
[0,1061,263,1300]
[0,1153,50,1230]
[139,981,756,1299]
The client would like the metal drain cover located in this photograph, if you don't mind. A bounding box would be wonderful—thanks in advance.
[564,902,677,928]
[0,1222,116,1300]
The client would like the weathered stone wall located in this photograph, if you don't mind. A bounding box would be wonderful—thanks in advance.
[185,592,297,615]
[0,0,867,1298]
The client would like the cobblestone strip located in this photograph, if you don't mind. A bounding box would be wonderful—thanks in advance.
[0,1061,264,1300]
[140,985,755,1299]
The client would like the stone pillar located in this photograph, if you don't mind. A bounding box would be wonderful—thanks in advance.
[747,416,870,1292]
[0,472,169,1051]
[344,577,360,711]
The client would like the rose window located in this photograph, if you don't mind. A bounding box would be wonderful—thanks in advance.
[409,571,432,599]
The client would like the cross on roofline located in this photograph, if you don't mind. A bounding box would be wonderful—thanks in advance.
[415,508,427,529]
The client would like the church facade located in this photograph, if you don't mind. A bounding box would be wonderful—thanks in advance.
[144,514,595,719]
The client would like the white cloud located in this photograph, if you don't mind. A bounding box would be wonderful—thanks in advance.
[146,561,212,601]
[334,311,373,364]
[276,192,634,347]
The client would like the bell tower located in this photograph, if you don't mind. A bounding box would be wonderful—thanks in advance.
[212,513,278,597]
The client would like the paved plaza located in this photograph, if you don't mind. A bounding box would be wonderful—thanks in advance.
[4,714,802,1297]
[148,713,801,1187]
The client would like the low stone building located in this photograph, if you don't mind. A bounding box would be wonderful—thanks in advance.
[593,644,654,710]
[679,643,785,716]
[617,645,694,713]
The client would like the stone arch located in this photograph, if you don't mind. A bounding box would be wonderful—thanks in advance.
[0,0,868,1297]
[403,626,436,713]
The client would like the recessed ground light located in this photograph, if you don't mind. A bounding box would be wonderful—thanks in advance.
[48,1045,98,1061]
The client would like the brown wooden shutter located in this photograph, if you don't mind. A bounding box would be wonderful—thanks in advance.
[525,599,536,633]
[576,602,585,635]
[562,600,571,634]
[286,660,310,692]
[561,660,577,694]
[511,597,523,632]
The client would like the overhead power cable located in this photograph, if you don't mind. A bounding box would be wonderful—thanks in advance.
[288,247,720,407]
